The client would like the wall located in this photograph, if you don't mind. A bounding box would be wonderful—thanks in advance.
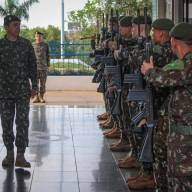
[46,76,98,91]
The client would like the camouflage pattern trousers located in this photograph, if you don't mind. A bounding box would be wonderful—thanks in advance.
[153,116,169,192]
[168,123,192,192]
[0,97,30,153]
[37,70,48,95]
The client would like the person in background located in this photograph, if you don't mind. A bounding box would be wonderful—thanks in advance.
[32,31,50,103]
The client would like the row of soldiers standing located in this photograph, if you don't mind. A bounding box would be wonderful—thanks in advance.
[91,9,192,192]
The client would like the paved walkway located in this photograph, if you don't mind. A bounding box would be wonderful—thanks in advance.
[0,91,154,192]
[37,91,103,105]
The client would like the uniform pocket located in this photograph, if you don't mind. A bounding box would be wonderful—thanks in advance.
[168,134,192,177]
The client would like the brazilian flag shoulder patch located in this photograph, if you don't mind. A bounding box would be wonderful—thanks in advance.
[163,59,184,71]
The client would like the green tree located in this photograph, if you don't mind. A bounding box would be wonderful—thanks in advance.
[68,0,152,36]
[19,25,61,42]
[0,0,39,20]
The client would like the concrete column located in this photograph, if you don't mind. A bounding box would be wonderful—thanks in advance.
[174,0,184,23]
[157,0,166,18]
[152,0,158,20]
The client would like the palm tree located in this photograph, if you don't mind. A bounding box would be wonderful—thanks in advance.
[0,0,39,20]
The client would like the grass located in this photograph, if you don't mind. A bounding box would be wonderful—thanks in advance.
[49,62,94,76]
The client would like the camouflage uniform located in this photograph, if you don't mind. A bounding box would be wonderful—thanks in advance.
[152,42,174,192]
[33,42,49,96]
[146,52,192,192]
[0,36,37,153]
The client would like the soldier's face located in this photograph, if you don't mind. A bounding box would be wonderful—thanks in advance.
[151,28,161,43]
[171,37,177,55]
[35,34,43,43]
[132,24,139,38]
[109,22,118,32]
[120,26,132,38]
[5,21,20,37]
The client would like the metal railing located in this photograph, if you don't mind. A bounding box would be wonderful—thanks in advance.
[48,41,94,76]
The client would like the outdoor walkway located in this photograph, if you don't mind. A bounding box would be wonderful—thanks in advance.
[0,91,154,192]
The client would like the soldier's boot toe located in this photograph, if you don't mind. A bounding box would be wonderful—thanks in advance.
[97,113,108,121]
[99,118,109,127]
[127,175,156,190]
[110,141,131,152]
[103,127,116,135]
[126,170,143,182]
[2,150,14,167]
[32,95,40,103]
[105,128,121,139]
[100,120,114,129]
[118,156,140,169]
[15,153,31,168]
[39,95,45,103]
[100,116,113,128]
[118,154,130,163]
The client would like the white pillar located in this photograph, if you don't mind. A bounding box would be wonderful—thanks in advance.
[61,0,65,59]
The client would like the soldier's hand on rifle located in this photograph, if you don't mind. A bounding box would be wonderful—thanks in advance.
[108,40,117,50]
[108,85,117,93]
[141,56,154,75]
[137,119,147,128]
[114,50,121,60]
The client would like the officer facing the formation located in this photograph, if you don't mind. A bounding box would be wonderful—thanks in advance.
[141,22,192,192]
[0,15,37,168]
[32,31,50,103]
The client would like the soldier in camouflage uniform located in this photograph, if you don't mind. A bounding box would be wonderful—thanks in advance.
[32,31,50,103]
[128,18,175,190]
[107,16,135,152]
[141,22,192,192]
[150,19,175,192]
[0,15,37,168]
[117,16,152,171]
[97,17,119,130]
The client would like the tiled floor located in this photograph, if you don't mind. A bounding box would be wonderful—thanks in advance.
[0,105,131,192]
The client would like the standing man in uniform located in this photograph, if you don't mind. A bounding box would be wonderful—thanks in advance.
[0,15,37,168]
[32,31,50,103]
[128,18,175,191]
[141,22,192,192]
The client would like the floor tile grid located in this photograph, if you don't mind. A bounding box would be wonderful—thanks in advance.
[65,107,80,192]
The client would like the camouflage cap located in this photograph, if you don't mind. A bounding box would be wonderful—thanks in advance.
[132,16,152,25]
[109,16,118,23]
[4,15,20,26]
[152,18,174,31]
[170,22,192,41]
[35,31,44,36]
[120,16,133,27]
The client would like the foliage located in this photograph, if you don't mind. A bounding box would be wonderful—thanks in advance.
[0,25,61,42]
[0,0,39,20]
[68,0,152,36]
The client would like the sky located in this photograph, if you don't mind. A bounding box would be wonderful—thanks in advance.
[0,0,87,28]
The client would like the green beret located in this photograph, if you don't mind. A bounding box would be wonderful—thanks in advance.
[132,16,152,25]
[4,15,20,26]
[119,15,125,21]
[120,16,133,27]
[170,22,192,41]
[152,18,174,31]
[109,16,118,23]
